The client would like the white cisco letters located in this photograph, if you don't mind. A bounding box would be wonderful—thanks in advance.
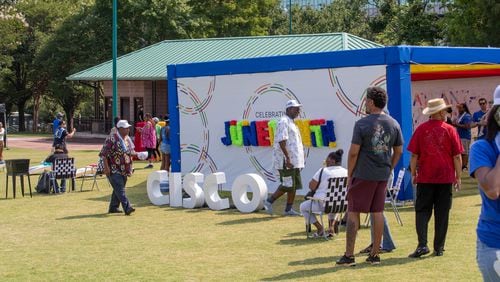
[146,171,268,213]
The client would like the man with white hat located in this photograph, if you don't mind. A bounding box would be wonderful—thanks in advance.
[263,99,304,216]
[100,120,137,215]
[407,98,464,258]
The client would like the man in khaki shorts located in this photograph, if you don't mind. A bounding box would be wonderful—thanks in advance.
[263,99,305,216]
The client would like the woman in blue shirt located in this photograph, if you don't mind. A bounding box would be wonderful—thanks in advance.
[159,116,171,172]
[469,86,500,282]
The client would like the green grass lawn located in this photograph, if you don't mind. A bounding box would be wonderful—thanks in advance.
[0,145,482,281]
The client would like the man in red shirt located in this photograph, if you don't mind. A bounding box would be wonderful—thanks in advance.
[407,98,463,258]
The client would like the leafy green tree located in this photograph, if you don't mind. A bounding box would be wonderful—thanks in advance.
[443,0,500,47]
[371,0,443,45]
[188,0,279,37]
[0,0,77,131]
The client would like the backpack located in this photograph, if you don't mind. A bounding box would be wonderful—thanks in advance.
[35,172,51,194]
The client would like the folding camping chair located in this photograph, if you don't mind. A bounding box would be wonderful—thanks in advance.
[80,158,110,191]
[386,168,405,226]
[50,158,76,193]
[306,177,349,240]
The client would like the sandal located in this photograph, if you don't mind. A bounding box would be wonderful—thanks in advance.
[359,243,373,254]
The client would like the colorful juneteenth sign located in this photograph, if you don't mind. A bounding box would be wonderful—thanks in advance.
[221,119,337,148]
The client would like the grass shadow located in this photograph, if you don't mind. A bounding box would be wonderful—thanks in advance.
[262,255,433,281]
[277,237,331,246]
[217,216,275,225]
[57,213,110,220]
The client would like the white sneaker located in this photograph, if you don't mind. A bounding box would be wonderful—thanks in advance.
[263,200,273,215]
[284,209,301,216]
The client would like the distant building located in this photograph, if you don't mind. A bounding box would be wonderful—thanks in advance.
[282,0,447,16]
[281,0,333,9]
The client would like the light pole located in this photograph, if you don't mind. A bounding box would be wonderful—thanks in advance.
[112,0,118,126]
[288,0,292,34]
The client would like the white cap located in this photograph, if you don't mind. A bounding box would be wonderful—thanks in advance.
[285,99,302,109]
[153,117,159,123]
[116,120,132,128]
[494,85,500,106]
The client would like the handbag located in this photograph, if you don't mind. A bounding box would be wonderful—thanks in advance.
[280,160,296,188]
[305,168,323,199]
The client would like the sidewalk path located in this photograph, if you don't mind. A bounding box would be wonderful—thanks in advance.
[8,137,104,151]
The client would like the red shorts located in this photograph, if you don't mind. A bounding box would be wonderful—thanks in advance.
[347,178,388,213]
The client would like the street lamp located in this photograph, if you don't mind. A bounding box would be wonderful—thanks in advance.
[112,0,118,126]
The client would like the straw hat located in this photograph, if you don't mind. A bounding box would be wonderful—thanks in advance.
[422,98,451,115]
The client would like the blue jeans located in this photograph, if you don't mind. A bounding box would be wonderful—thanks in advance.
[370,213,396,250]
[477,238,500,282]
[53,179,66,193]
[108,173,131,212]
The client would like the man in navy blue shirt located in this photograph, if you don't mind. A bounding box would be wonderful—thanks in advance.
[53,112,63,135]
[472,98,488,140]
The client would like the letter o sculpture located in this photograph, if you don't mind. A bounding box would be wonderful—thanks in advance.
[231,173,268,213]
[147,170,170,206]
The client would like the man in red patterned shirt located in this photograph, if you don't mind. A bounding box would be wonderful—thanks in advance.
[407,98,463,258]
[100,120,137,215]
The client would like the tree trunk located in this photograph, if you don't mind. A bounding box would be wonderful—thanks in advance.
[63,106,76,132]
[32,94,41,133]
[16,100,26,132]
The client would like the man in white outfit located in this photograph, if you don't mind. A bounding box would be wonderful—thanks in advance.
[264,99,305,216]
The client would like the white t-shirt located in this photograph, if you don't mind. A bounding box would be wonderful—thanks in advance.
[273,115,305,170]
[311,166,348,200]
[0,128,4,140]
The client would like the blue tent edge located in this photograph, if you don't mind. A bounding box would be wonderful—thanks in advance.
[167,45,500,201]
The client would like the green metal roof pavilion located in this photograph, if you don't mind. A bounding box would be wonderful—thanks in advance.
[67,33,383,81]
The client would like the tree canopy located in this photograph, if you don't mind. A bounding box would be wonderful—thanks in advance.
[1,0,499,132]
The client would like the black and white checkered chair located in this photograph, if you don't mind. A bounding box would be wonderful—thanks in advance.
[306,176,348,239]
[50,157,76,193]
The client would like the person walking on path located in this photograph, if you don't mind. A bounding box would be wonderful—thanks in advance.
[0,122,5,163]
[263,99,305,216]
[469,85,500,282]
[100,120,137,215]
[407,98,463,258]
[453,102,472,170]
[336,86,403,266]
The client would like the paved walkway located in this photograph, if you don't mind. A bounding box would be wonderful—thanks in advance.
[7,136,105,151]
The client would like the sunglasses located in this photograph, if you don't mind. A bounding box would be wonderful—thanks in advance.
[479,102,486,105]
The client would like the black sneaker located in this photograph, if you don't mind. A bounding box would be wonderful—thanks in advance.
[125,207,136,216]
[434,248,444,256]
[336,255,356,267]
[366,254,380,265]
[108,209,123,214]
[408,246,430,258]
